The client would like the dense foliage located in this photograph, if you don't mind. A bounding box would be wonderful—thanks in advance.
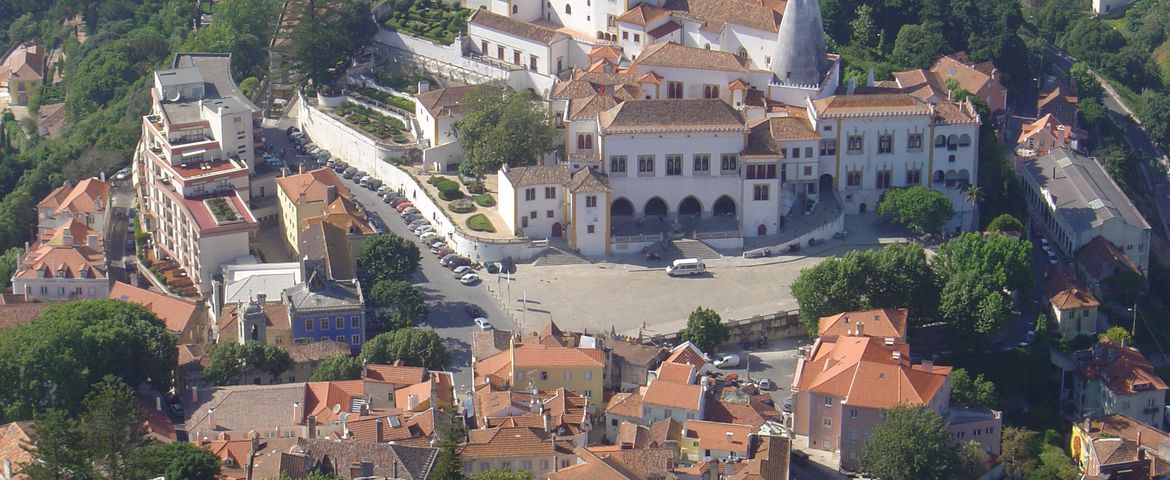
[370,279,430,331]
[356,233,422,290]
[291,0,377,86]
[681,307,730,353]
[876,185,955,234]
[308,355,364,381]
[202,342,295,386]
[860,404,958,480]
[359,327,450,370]
[0,300,177,422]
[128,442,222,480]
[381,0,470,44]
[950,368,997,408]
[455,83,556,178]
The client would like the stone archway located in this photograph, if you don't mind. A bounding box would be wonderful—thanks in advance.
[644,197,668,217]
[552,222,563,237]
[679,196,702,217]
[611,197,634,217]
[713,195,736,217]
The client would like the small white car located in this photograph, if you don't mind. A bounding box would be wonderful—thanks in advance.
[474,318,493,330]
[713,354,741,369]
[452,265,473,277]
[757,377,773,390]
[460,273,480,285]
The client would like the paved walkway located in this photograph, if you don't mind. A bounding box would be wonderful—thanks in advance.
[744,192,843,251]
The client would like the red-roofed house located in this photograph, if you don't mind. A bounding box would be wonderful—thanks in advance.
[11,219,109,301]
[1016,114,1085,158]
[680,420,754,461]
[1072,413,1170,480]
[1077,339,1168,430]
[36,178,111,238]
[110,282,210,343]
[0,421,33,480]
[473,340,606,413]
[0,41,45,105]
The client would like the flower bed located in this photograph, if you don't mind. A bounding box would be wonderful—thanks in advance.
[369,70,437,94]
[206,197,239,223]
[355,86,416,112]
[449,199,476,213]
[473,193,495,207]
[466,213,496,232]
[337,103,410,142]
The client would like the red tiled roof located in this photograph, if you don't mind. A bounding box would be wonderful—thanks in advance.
[37,178,110,216]
[365,364,428,386]
[818,308,908,340]
[276,168,350,204]
[110,282,199,334]
[0,302,49,331]
[606,390,644,419]
[684,420,753,453]
[795,336,951,410]
[0,421,34,478]
[1081,338,1168,395]
[643,380,703,411]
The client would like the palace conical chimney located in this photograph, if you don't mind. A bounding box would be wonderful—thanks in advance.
[771,0,829,86]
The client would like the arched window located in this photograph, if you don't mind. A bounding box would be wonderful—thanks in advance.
[934,170,945,183]
[958,134,971,147]
[512,4,518,14]
[737,47,747,59]
[704,44,711,50]
[564,4,571,14]
[934,135,946,147]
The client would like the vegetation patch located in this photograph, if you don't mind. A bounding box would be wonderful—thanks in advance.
[336,103,407,141]
[465,214,496,232]
[473,193,495,207]
[205,197,239,223]
[381,0,470,45]
[448,199,476,213]
[370,70,436,94]
[354,87,416,112]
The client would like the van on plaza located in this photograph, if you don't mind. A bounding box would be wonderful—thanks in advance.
[666,258,705,277]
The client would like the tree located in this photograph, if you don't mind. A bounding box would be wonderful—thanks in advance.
[22,409,93,480]
[1001,427,1041,478]
[1078,98,1109,129]
[128,441,221,480]
[239,77,260,98]
[202,342,294,386]
[986,214,1023,233]
[850,4,878,47]
[1142,91,1170,149]
[958,441,993,480]
[455,82,556,178]
[681,307,729,353]
[934,232,1033,295]
[291,0,377,86]
[0,299,177,422]
[892,24,946,69]
[82,377,144,480]
[356,234,421,290]
[950,368,997,408]
[472,471,535,480]
[1100,325,1133,344]
[370,279,430,331]
[860,404,958,480]
[877,186,955,234]
[963,184,984,229]
[360,328,450,370]
[0,245,22,291]
[309,355,363,381]
[939,270,1017,341]
[1069,62,1102,100]
[431,411,467,480]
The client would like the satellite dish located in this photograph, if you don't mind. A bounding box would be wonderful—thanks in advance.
[167,89,182,102]
[331,404,342,414]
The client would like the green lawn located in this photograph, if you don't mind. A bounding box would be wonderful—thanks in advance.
[466,213,496,232]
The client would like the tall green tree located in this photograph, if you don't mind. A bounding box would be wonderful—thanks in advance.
[860,404,958,480]
[0,245,23,291]
[957,440,993,480]
[1000,427,1041,478]
[360,328,450,370]
[1099,325,1134,344]
[202,342,295,386]
[456,82,556,177]
[877,185,955,234]
[0,299,177,422]
[22,409,93,480]
[939,270,1017,341]
[356,234,421,289]
[986,214,1023,233]
[891,23,946,69]
[82,377,144,480]
[431,412,466,480]
[934,232,1033,295]
[309,355,364,381]
[291,0,377,85]
[950,368,997,408]
[128,441,221,480]
[681,307,729,353]
[370,279,430,331]
[1069,62,1102,100]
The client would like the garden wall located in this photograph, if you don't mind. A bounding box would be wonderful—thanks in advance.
[297,95,415,169]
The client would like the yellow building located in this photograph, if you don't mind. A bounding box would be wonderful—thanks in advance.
[0,41,45,106]
[475,339,607,413]
[275,168,352,254]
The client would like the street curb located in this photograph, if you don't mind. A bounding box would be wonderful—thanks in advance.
[733,241,884,268]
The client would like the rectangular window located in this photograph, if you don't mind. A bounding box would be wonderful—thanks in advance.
[824,397,832,407]
[638,155,655,176]
[610,155,627,175]
[847,135,863,153]
[586,195,597,208]
[805,147,814,157]
[351,317,360,328]
[720,154,738,173]
[546,210,554,218]
[336,335,345,342]
[792,147,801,159]
[525,188,536,201]
[850,409,858,418]
[622,31,628,40]
[481,40,488,54]
[497,46,504,60]
[305,319,314,331]
[545,186,556,199]
[584,370,592,380]
[587,224,595,233]
[876,170,892,189]
[819,139,837,156]
[320,318,329,330]
[906,168,921,185]
[530,211,537,219]
[803,166,813,176]
[753,184,770,201]
[908,133,923,151]
[824,418,832,428]
[693,154,710,174]
[665,154,682,175]
[667,81,683,99]
[564,371,572,380]
[878,134,893,154]
[846,170,862,187]
[335,317,343,329]
[633,33,640,42]
[530,55,538,71]
[703,84,720,99]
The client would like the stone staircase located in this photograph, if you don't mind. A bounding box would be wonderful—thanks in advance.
[671,239,721,260]
[533,244,589,266]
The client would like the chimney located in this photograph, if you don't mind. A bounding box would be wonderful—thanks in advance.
[87,234,99,250]
[867,66,875,87]
[361,460,374,477]
[293,401,303,424]
[218,432,231,441]
[855,321,864,337]
[1084,417,1091,433]
[1138,430,1143,449]
[418,80,430,93]
[62,226,73,245]
[846,77,856,95]
[299,163,305,174]
[306,415,317,439]
[191,385,199,403]
[156,395,163,411]
[407,394,419,411]
[207,408,216,431]
[326,185,338,204]
[921,359,934,370]
[375,417,385,443]
[543,412,551,432]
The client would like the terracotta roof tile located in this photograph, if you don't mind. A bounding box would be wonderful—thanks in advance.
[568,167,611,193]
[0,421,34,478]
[600,99,745,134]
[665,342,707,369]
[0,302,50,331]
[415,85,476,117]
[605,391,644,419]
[655,362,695,384]
[364,364,428,386]
[502,165,570,189]
[795,336,950,410]
[2,41,45,80]
[643,380,703,411]
[276,168,350,204]
[660,0,782,33]
[1075,236,1143,281]
[512,345,606,368]
[818,308,908,340]
[37,178,110,216]
[470,10,562,44]
[683,420,753,453]
[727,435,790,480]
[633,42,747,72]
[110,282,200,334]
[616,3,671,26]
[1081,338,1168,395]
[459,426,575,459]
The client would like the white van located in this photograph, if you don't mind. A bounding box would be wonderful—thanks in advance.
[666,258,705,277]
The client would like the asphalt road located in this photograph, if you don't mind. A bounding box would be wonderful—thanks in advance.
[268,121,514,394]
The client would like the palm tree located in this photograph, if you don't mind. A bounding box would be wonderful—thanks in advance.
[963,184,985,231]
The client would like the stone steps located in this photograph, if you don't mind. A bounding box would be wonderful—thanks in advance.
[671,239,721,260]
[533,245,589,266]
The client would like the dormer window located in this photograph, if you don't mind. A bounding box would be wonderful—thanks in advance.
[57,268,66,278]
[79,269,88,279]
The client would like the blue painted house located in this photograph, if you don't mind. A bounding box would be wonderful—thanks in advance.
[283,271,366,352]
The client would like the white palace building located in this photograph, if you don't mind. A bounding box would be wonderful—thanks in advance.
[460,0,982,255]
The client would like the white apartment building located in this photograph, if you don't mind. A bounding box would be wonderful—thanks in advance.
[133,53,261,295]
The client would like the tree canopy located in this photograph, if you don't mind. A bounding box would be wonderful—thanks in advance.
[356,234,422,289]
[309,355,364,381]
[370,279,430,331]
[860,404,958,480]
[985,214,1023,233]
[934,232,1033,295]
[128,442,222,480]
[877,186,955,234]
[891,23,947,70]
[939,270,1017,340]
[950,368,997,408]
[360,328,450,370]
[0,299,177,422]
[202,342,294,386]
[681,307,729,353]
[455,83,556,177]
[0,246,22,291]
[291,0,377,86]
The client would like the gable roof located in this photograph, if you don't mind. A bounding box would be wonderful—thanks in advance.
[287,437,437,480]
[110,282,200,334]
[37,178,110,217]
[683,419,753,452]
[634,42,748,72]
[1,41,44,81]
[795,336,951,410]
[1081,338,1168,396]
[502,165,571,189]
[606,390,645,419]
[549,447,646,480]
[600,99,745,134]
[655,362,695,384]
[1075,236,1144,281]
[415,85,476,117]
[1023,149,1150,235]
[469,9,563,44]
[0,421,34,479]
[512,344,606,368]
[1038,83,1079,127]
[928,52,1003,97]
[460,426,576,459]
[1049,286,1100,310]
[276,168,350,204]
[654,0,782,33]
[1017,114,1084,156]
[643,379,703,411]
[365,363,429,386]
[616,3,671,26]
[568,167,611,193]
[727,435,790,480]
[818,308,908,340]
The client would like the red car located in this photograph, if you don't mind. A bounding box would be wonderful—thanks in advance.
[395,202,413,212]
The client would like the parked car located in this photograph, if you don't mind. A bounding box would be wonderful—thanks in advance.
[460,273,480,285]
[448,257,471,269]
[358,176,372,188]
[420,232,440,243]
[474,318,493,330]
[440,253,458,266]
[713,354,741,369]
[366,178,382,190]
[342,167,358,178]
[408,219,429,229]
[382,194,396,204]
[452,265,473,277]
[1047,251,1059,264]
[757,377,773,390]
[431,241,446,249]
[434,247,454,258]
[782,396,794,413]
[465,304,484,318]
[395,202,414,212]
[333,162,347,173]
[401,207,419,216]
[377,185,392,197]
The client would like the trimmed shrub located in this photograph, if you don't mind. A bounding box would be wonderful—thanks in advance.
[473,194,495,207]
[449,199,476,213]
[437,181,463,200]
[466,181,485,194]
[428,176,442,186]
[466,214,496,232]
